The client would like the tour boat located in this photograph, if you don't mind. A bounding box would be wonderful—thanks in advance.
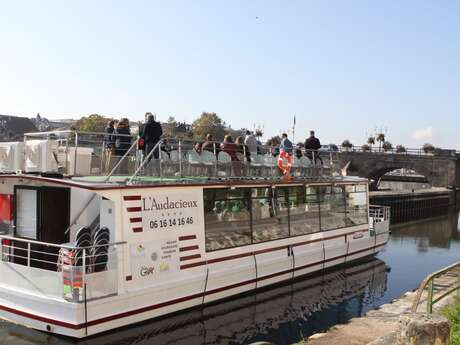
[0,131,390,338]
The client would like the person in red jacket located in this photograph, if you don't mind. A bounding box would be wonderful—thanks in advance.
[220,135,239,161]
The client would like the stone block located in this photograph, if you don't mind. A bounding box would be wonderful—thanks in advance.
[396,313,450,345]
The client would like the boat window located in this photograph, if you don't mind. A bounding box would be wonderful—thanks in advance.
[252,187,289,243]
[290,186,321,235]
[319,186,347,231]
[204,183,366,251]
[15,188,38,239]
[345,184,368,226]
[204,188,252,251]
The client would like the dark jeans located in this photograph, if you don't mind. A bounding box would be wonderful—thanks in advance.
[306,151,323,165]
[145,141,160,162]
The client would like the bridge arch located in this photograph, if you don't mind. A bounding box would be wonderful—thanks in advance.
[368,166,432,191]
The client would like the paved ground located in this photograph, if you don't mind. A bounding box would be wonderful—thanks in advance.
[296,268,458,345]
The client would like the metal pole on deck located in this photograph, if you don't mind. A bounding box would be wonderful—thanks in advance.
[214,142,218,177]
[178,139,182,177]
[74,132,79,176]
[27,242,30,267]
[84,283,88,336]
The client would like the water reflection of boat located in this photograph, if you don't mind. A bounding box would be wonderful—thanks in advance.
[3,258,388,345]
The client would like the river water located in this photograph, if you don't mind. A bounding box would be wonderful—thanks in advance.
[2,210,459,345]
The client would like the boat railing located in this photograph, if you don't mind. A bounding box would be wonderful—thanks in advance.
[343,145,458,157]
[369,205,390,235]
[369,205,390,223]
[14,131,343,181]
[22,130,138,177]
[127,138,341,183]
[0,234,126,303]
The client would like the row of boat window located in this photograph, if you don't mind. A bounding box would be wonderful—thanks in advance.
[204,184,368,252]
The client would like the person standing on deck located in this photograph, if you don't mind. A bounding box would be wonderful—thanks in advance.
[138,112,151,159]
[114,118,132,174]
[141,113,163,162]
[244,130,258,156]
[304,130,323,165]
[280,133,293,155]
[103,119,116,173]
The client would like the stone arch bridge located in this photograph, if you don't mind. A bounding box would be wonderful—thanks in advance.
[337,150,460,190]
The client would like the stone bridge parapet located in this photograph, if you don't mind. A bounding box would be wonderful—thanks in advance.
[337,151,460,190]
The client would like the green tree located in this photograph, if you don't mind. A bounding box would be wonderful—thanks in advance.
[361,144,371,152]
[382,141,393,152]
[266,135,281,147]
[341,139,353,151]
[367,136,375,151]
[376,133,385,152]
[422,143,435,154]
[255,130,263,139]
[396,145,406,153]
[72,114,109,133]
[192,112,226,140]
[164,116,177,137]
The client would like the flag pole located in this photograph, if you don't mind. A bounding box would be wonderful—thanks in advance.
[292,114,296,143]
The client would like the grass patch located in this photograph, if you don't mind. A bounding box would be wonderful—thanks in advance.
[443,295,460,345]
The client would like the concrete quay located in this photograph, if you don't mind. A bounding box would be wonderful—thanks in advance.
[295,267,458,345]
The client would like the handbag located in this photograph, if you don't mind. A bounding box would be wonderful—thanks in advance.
[138,138,145,149]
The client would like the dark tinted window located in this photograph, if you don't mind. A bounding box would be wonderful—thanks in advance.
[204,188,251,251]
[319,186,346,230]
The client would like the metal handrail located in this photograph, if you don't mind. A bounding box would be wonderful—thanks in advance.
[105,138,139,181]
[24,130,134,138]
[412,260,460,313]
[0,234,126,251]
[128,139,163,184]
[341,145,459,156]
[369,205,391,221]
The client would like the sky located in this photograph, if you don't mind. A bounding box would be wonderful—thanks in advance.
[0,0,459,148]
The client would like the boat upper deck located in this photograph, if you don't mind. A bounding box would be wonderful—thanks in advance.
[0,173,368,192]
[0,130,367,190]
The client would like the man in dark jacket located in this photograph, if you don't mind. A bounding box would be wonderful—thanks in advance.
[141,114,163,161]
[103,120,116,173]
[304,130,323,165]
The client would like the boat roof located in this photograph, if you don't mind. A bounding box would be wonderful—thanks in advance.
[0,173,369,191]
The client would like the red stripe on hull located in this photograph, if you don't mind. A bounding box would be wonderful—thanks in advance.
[179,245,199,252]
[130,217,142,223]
[180,254,201,262]
[123,196,141,201]
[178,235,196,241]
[132,227,143,233]
[127,207,142,212]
